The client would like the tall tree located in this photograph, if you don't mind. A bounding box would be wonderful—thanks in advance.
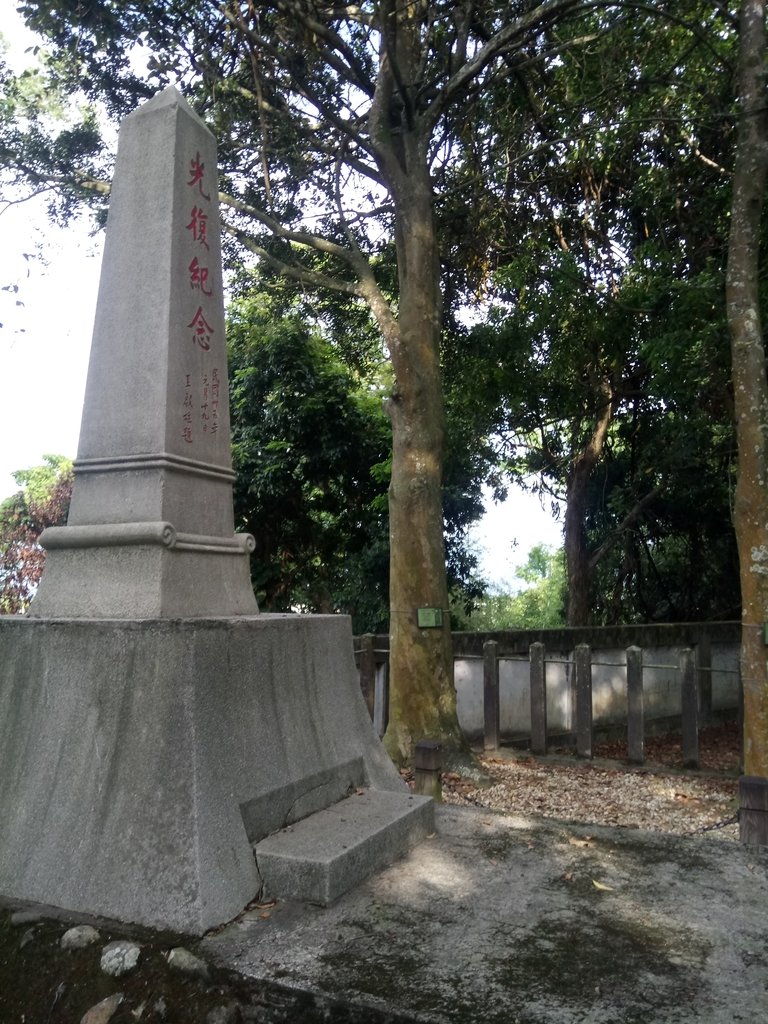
[726,0,768,787]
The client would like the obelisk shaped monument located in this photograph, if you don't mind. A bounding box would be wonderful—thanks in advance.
[0,87,431,936]
[30,85,257,618]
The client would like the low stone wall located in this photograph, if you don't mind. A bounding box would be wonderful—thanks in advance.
[454,641,740,744]
[356,622,742,745]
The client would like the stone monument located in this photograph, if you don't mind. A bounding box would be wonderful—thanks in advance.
[30,85,256,619]
[0,87,432,935]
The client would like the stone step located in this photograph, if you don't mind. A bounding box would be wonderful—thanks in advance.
[253,788,434,905]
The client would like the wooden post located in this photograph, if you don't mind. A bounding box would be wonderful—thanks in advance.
[483,639,500,751]
[680,647,699,768]
[414,740,442,800]
[373,655,389,739]
[696,633,712,726]
[740,775,768,847]
[575,644,592,759]
[626,645,644,764]
[358,633,376,719]
[529,642,547,755]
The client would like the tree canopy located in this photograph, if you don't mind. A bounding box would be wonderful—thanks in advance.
[442,0,740,625]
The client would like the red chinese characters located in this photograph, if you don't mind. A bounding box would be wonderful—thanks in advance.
[181,147,219,444]
[211,368,220,434]
[188,307,213,351]
[187,151,211,200]
[201,372,210,432]
[188,256,212,296]
[186,206,210,251]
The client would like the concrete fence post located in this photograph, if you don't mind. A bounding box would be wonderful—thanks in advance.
[359,633,376,719]
[626,645,644,764]
[739,776,768,847]
[680,647,699,768]
[414,740,442,800]
[695,633,712,726]
[529,642,547,755]
[575,644,593,759]
[483,639,500,751]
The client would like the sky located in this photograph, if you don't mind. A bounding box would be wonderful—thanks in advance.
[0,12,562,589]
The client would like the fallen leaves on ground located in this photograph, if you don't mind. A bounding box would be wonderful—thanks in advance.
[437,722,740,841]
[590,721,741,772]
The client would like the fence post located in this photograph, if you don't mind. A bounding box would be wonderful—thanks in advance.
[696,633,712,726]
[359,633,376,719]
[414,740,442,800]
[483,639,500,751]
[575,643,593,759]
[680,647,699,768]
[739,776,768,847]
[373,656,389,739]
[529,642,547,755]
[626,645,644,764]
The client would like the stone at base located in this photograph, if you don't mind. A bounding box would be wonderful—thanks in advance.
[739,774,768,847]
[0,615,409,934]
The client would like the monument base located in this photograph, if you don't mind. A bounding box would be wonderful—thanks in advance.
[0,615,431,934]
[30,521,259,618]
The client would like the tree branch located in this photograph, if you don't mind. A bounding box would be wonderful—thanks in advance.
[222,219,365,297]
[588,485,661,571]
[426,0,587,129]
[274,0,376,97]
[220,190,368,270]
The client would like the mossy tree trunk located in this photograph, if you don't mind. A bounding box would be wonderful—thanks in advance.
[367,2,463,763]
[726,0,768,779]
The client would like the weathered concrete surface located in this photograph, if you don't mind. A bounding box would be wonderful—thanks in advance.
[254,788,433,905]
[0,615,421,935]
[205,804,768,1024]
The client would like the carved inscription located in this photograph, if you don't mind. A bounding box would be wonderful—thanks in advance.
[180,149,220,445]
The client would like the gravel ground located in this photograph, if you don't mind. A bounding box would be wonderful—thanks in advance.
[436,722,742,842]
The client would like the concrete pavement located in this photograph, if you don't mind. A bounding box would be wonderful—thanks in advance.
[204,803,768,1023]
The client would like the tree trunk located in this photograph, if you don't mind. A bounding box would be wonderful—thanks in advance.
[367,4,463,763]
[726,0,768,779]
[385,182,461,761]
[564,379,616,626]
[564,458,592,626]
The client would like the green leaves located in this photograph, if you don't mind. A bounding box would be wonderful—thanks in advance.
[227,288,392,629]
[0,454,73,613]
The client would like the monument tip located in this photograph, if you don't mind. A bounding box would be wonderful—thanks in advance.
[127,83,211,133]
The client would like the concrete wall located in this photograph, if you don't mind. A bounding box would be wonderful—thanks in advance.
[454,641,740,743]
[357,623,742,745]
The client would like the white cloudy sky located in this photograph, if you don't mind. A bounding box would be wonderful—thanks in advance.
[0,12,561,587]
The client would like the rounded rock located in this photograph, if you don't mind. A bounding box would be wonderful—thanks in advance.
[10,910,43,926]
[167,946,210,979]
[100,940,141,977]
[80,992,123,1024]
[61,925,101,950]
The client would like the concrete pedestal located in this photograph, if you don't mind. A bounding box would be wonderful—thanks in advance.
[0,615,430,934]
